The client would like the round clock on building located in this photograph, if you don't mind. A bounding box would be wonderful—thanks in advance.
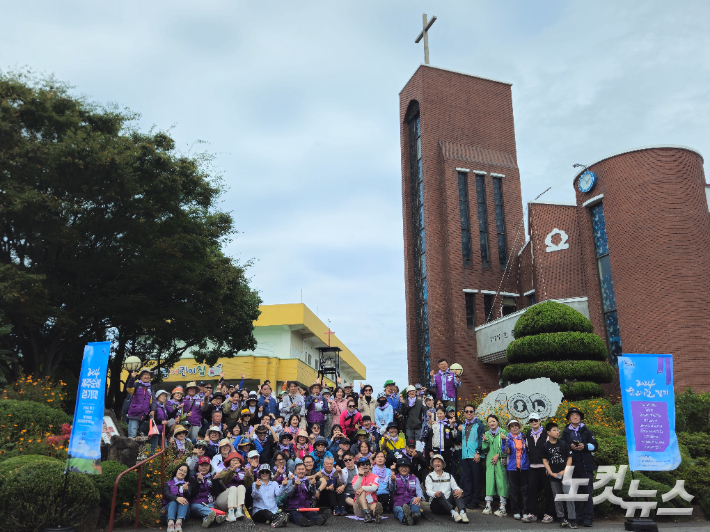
[578,170,597,193]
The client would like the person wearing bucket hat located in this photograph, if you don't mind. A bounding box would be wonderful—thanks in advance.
[426,454,468,523]
[150,390,173,454]
[214,451,252,522]
[482,414,509,517]
[169,424,194,458]
[309,436,333,472]
[561,407,597,527]
[304,381,327,434]
[252,423,275,462]
[352,456,383,523]
[251,464,290,527]
[524,412,554,523]
[211,437,235,473]
[401,384,426,443]
[236,437,254,460]
[293,428,313,461]
[125,367,154,438]
[503,419,530,521]
[374,391,393,435]
[187,439,210,472]
[389,457,424,525]
[188,455,227,527]
[381,421,406,455]
[182,381,204,441]
[205,426,225,458]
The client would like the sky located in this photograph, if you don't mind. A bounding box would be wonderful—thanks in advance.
[4,1,710,390]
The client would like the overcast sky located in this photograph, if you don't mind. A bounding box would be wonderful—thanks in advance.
[4,1,710,390]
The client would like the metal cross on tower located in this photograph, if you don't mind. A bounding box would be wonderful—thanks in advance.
[415,13,437,65]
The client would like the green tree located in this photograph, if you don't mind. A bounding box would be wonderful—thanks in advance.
[0,70,261,399]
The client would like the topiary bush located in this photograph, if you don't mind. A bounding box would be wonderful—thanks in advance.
[513,301,594,339]
[678,432,710,459]
[503,360,614,384]
[507,332,608,363]
[88,460,139,517]
[559,382,605,400]
[0,458,99,532]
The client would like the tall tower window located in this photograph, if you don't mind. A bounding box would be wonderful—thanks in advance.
[475,174,491,269]
[465,292,475,328]
[493,177,508,266]
[458,171,472,266]
[408,105,430,381]
[590,202,621,366]
[483,294,494,323]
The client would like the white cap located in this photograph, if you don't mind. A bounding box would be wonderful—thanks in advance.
[247,450,260,459]
[155,390,169,398]
[528,412,541,421]
[507,419,521,428]
[405,385,416,393]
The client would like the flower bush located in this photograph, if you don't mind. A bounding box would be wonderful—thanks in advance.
[0,372,68,409]
[0,400,72,460]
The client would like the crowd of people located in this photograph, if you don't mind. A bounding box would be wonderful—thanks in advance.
[123,358,598,530]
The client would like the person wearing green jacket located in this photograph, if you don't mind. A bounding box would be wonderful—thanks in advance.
[481,414,508,517]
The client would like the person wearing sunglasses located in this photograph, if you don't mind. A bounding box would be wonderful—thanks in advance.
[459,404,485,511]
[358,384,377,422]
[341,451,358,514]
[339,400,362,439]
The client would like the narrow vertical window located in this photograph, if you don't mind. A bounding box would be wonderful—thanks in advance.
[493,177,508,266]
[483,294,494,323]
[458,171,472,266]
[528,294,536,306]
[465,292,475,328]
[475,174,491,268]
[590,203,621,366]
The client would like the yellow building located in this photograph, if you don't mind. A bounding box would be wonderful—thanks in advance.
[156,303,366,391]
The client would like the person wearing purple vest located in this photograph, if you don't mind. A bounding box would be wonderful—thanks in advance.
[428,358,461,409]
[150,390,173,453]
[304,382,327,433]
[284,462,327,526]
[188,456,226,527]
[389,458,423,525]
[126,368,154,438]
[161,463,193,532]
[182,381,203,441]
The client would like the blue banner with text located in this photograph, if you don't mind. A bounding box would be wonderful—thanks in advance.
[619,353,681,471]
[65,341,111,474]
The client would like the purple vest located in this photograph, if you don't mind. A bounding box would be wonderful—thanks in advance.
[306,396,326,423]
[127,382,152,418]
[224,469,247,489]
[191,475,215,505]
[182,396,203,426]
[154,403,170,433]
[162,479,188,506]
[286,480,312,510]
[434,371,456,400]
[391,475,419,508]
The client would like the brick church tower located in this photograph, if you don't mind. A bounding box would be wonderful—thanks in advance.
[399,65,524,393]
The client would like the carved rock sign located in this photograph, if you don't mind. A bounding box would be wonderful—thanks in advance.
[475,378,563,423]
[545,228,569,253]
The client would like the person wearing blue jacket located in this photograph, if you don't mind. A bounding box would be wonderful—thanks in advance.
[251,464,289,528]
[503,419,530,521]
[258,383,280,419]
[374,392,393,434]
[459,404,485,510]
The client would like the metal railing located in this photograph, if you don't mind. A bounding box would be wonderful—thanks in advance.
[108,431,166,532]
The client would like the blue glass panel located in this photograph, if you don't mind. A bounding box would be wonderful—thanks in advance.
[415,117,420,138]
[493,178,503,205]
[460,201,470,229]
[495,205,505,233]
[417,160,422,182]
[420,228,425,253]
[590,203,609,258]
[418,181,423,206]
[479,232,490,263]
[422,304,429,329]
[604,311,622,366]
[461,230,471,260]
[424,329,429,347]
[422,278,428,301]
[419,205,425,229]
[416,137,421,160]
[498,233,508,265]
[420,253,426,278]
[598,255,616,312]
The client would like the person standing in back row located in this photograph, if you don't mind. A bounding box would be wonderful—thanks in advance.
[561,407,597,528]
[429,358,460,410]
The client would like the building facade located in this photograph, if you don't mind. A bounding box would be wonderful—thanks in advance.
[400,64,710,393]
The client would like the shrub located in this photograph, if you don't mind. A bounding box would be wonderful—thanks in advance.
[0,400,72,459]
[676,388,710,433]
[678,432,710,458]
[592,470,688,518]
[512,301,593,339]
[0,372,68,410]
[87,460,138,516]
[0,454,55,470]
[502,360,614,384]
[507,332,608,363]
[594,435,628,466]
[559,382,604,400]
[0,458,99,532]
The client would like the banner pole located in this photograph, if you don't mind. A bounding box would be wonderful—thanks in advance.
[58,470,69,528]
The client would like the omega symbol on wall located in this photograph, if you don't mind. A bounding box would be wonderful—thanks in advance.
[545,228,569,253]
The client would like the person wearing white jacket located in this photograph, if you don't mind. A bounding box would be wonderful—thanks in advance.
[251,464,290,528]
[425,454,469,523]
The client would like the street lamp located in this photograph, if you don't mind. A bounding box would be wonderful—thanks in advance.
[450,363,464,419]
[124,355,141,373]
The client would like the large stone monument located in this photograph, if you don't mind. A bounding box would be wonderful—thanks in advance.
[475,377,563,423]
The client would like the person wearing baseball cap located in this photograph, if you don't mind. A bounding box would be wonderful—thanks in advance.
[402,438,427,483]
[309,436,333,472]
[189,456,226,527]
[389,457,424,525]
[524,412,553,523]
[383,380,402,423]
[353,456,383,523]
[502,419,531,521]
[150,390,172,454]
[125,367,154,439]
[374,391,393,435]
[401,384,426,444]
[561,407,597,527]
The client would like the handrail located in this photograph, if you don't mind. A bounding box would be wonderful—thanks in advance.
[108,431,166,532]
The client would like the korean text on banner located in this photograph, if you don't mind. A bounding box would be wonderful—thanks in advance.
[618,353,681,471]
[66,341,111,474]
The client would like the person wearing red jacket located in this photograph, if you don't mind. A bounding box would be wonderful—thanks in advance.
[339,400,362,439]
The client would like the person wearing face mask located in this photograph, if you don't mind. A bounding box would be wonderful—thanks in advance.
[161,463,193,532]
[525,412,554,524]
[374,392,393,435]
[481,414,508,517]
[503,419,530,522]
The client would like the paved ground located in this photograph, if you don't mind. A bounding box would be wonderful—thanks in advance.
[114,504,709,532]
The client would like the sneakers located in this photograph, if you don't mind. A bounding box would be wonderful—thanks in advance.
[363,510,372,523]
[215,513,227,524]
[482,504,492,515]
[202,510,216,528]
[514,513,522,520]
[403,504,414,526]
[412,512,421,525]
[226,509,236,522]
[175,521,183,532]
[582,519,593,527]
[562,519,578,529]
[235,507,244,520]
[542,514,555,524]
[460,510,469,524]
[298,515,312,527]
[452,510,462,523]
[167,522,175,532]
[374,503,383,524]
[271,512,289,528]
[318,509,331,526]
[494,505,507,517]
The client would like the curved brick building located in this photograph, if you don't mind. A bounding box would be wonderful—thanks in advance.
[399,63,710,394]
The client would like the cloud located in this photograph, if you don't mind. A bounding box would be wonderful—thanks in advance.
[3,0,710,391]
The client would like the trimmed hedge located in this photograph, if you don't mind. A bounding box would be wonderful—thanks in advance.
[0,399,72,438]
[502,360,614,384]
[88,460,139,517]
[506,331,608,364]
[559,381,605,400]
[513,301,593,339]
[678,432,710,459]
[0,458,99,532]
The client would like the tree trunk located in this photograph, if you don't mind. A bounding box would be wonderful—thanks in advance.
[106,330,127,412]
